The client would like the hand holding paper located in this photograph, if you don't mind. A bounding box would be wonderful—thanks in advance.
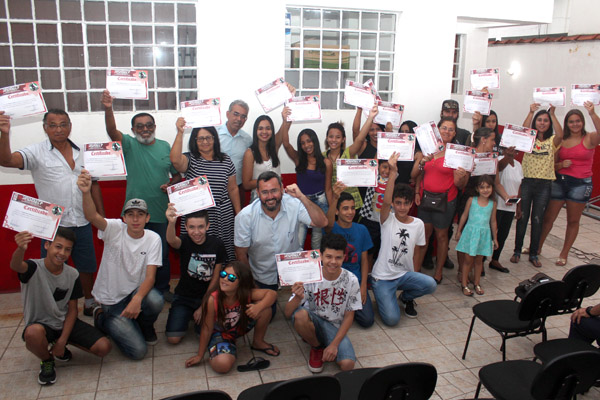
[77,170,92,193]
[0,111,10,134]
[14,231,34,251]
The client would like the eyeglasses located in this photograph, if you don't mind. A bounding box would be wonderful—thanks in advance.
[219,270,237,282]
[196,135,214,143]
[232,111,248,120]
[134,123,155,131]
[45,123,70,130]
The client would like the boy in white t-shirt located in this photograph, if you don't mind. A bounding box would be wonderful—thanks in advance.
[78,170,164,360]
[371,153,437,326]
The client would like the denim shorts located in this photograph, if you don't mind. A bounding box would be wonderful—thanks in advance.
[207,321,256,359]
[41,223,97,273]
[551,174,593,203]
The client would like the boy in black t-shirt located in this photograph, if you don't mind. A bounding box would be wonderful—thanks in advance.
[165,206,227,344]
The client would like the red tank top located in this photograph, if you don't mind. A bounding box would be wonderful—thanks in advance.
[558,140,594,178]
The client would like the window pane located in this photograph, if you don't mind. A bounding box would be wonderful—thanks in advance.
[34,0,56,19]
[16,69,38,83]
[59,0,81,20]
[0,47,11,67]
[287,7,300,26]
[321,91,337,109]
[109,26,130,44]
[360,72,374,84]
[360,52,376,70]
[89,70,105,89]
[157,69,175,87]
[322,50,339,69]
[40,70,61,89]
[303,9,321,27]
[378,74,392,91]
[132,26,152,44]
[37,24,58,44]
[90,92,104,111]
[380,33,395,52]
[87,47,106,67]
[110,47,130,67]
[65,69,85,90]
[38,46,59,67]
[133,47,153,67]
[178,69,196,89]
[289,49,300,68]
[13,46,36,67]
[9,0,32,19]
[178,47,195,67]
[177,4,195,23]
[379,92,390,101]
[339,92,353,109]
[380,13,396,31]
[43,92,65,110]
[146,70,155,88]
[290,28,300,47]
[323,31,339,49]
[303,50,319,69]
[63,46,84,67]
[303,71,319,89]
[179,91,196,102]
[108,3,128,22]
[84,2,105,21]
[112,98,133,112]
[361,12,378,30]
[135,94,155,110]
[342,11,359,29]
[341,52,357,70]
[379,54,393,71]
[303,30,320,47]
[155,26,174,44]
[155,47,174,67]
[67,92,88,112]
[284,70,299,88]
[131,2,152,22]
[87,25,106,44]
[155,3,174,22]
[323,10,340,28]
[322,71,338,89]
[157,92,176,109]
[0,1,4,18]
[11,23,34,43]
[0,23,8,42]
[178,26,196,45]
[0,70,13,87]
[361,33,376,51]
[342,32,358,50]
[62,24,83,44]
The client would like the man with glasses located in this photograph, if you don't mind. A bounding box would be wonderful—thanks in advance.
[217,100,252,206]
[0,109,104,316]
[102,90,181,302]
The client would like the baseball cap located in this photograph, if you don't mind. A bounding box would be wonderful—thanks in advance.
[442,99,459,110]
[123,198,148,213]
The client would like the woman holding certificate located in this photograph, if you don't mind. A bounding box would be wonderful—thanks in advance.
[415,117,469,283]
[538,102,600,266]
[171,120,241,261]
[511,104,563,268]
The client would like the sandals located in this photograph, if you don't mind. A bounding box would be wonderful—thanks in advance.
[237,357,270,372]
[474,285,485,295]
[529,256,542,268]
[555,258,567,266]
[462,286,473,296]
[251,343,280,357]
[510,253,520,264]
[522,247,530,254]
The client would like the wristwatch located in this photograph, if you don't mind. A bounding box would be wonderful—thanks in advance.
[586,306,595,317]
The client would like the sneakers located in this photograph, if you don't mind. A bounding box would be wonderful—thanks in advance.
[402,298,418,318]
[308,346,324,373]
[54,347,72,362]
[83,300,100,317]
[92,305,104,330]
[141,324,158,345]
[38,358,56,385]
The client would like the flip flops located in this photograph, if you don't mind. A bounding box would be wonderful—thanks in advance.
[555,258,567,266]
[237,357,270,372]
[462,286,473,296]
[529,256,542,268]
[251,344,280,357]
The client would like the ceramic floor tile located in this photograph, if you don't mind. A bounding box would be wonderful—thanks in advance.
[38,364,100,398]
[97,358,153,391]
[39,393,96,400]
[95,385,153,400]
[207,370,262,399]
[447,338,501,368]
[347,327,400,357]
[152,352,205,385]
[0,311,23,328]
[0,369,41,400]
[357,351,409,368]
[425,318,478,345]
[402,345,465,374]
[259,365,315,384]
[152,380,209,400]
[385,324,442,351]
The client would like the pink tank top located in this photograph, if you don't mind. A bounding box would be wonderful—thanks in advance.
[558,140,595,178]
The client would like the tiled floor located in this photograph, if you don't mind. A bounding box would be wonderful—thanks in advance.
[1,208,600,399]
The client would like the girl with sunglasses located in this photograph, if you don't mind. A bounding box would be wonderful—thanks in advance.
[185,261,278,373]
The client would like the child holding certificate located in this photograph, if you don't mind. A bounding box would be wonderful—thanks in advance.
[455,175,499,296]
[185,261,278,372]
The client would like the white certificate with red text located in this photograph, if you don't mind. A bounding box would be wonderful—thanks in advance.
[571,84,600,106]
[500,124,537,153]
[470,68,500,90]
[167,176,215,216]
[377,133,415,161]
[83,142,127,178]
[255,78,293,113]
[463,90,493,115]
[276,250,323,286]
[343,80,376,110]
[0,82,47,119]
[336,159,378,187]
[181,98,222,128]
[106,69,149,100]
[443,143,475,171]
[3,192,64,241]
[414,121,444,156]
[533,87,566,107]
[472,152,499,176]
[364,79,382,101]
[285,96,322,121]
[367,101,404,128]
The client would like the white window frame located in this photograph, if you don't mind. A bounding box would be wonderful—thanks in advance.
[451,34,465,94]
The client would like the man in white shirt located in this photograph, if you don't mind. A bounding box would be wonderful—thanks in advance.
[78,170,164,360]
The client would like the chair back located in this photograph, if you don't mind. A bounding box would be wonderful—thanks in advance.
[264,375,340,400]
[530,350,600,400]
[357,362,437,400]
[561,264,600,312]
[160,390,232,400]
[518,280,565,321]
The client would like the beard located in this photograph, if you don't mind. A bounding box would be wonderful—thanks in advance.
[135,132,155,144]
[261,197,281,212]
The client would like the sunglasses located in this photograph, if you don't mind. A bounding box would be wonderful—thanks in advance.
[219,270,237,282]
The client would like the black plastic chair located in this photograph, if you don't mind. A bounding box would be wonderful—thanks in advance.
[463,280,565,361]
[237,375,340,400]
[334,362,437,400]
[475,350,600,399]
[161,390,232,400]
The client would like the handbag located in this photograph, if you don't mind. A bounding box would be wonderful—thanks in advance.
[515,272,555,299]
[420,190,448,213]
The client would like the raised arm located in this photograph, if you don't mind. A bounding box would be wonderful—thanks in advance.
[242,149,256,191]
[10,231,33,273]
[379,152,399,224]
[324,158,333,212]
[548,105,564,147]
[0,112,24,168]
[170,117,189,173]
[348,105,378,157]
[77,170,107,231]
[584,101,600,147]
[523,103,539,129]
[326,182,346,232]
[352,108,362,140]
[91,181,105,218]
[280,107,299,166]
[275,107,292,150]
[101,90,124,142]
[285,184,328,228]
[165,203,182,249]
[472,111,482,133]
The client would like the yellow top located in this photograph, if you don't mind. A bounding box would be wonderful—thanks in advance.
[522,135,559,180]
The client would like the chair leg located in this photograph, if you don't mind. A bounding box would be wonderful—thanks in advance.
[501,335,506,361]
[462,316,476,360]
[474,381,482,399]
[542,327,547,342]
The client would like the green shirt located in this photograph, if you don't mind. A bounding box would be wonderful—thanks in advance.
[324,147,364,209]
[121,134,177,223]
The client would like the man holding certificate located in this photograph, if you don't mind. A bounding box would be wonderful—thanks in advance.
[102,90,181,301]
[234,171,328,317]
[0,109,104,317]
[440,99,471,145]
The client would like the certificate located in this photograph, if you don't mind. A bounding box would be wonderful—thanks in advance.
[336,159,378,187]
[83,142,127,178]
[367,101,404,128]
[414,121,444,156]
[181,98,222,128]
[276,250,323,286]
[500,123,537,153]
[343,80,376,110]
[0,82,47,119]
[285,96,322,121]
[364,79,382,101]
[533,87,566,107]
[472,152,498,176]
[3,192,64,241]
[443,143,475,171]
[470,68,500,90]
[167,176,216,216]
[571,84,600,106]
[377,133,415,161]
[463,90,493,115]
[255,77,293,113]
[106,69,149,100]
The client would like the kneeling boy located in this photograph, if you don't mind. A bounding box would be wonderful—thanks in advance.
[285,233,361,373]
[11,229,111,385]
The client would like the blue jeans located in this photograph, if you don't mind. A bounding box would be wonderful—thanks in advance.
[165,294,203,338]
[371,272,437,327]
[514,178,551,258]
[355,293,375,328]
[96,288,164,360]
[569,316,600,346]
[298,191,328,250]
[146,222,171,293]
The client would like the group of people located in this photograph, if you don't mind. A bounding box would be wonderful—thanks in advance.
[1,87,599,384]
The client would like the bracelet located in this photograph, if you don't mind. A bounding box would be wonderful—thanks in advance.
[586,306,595,317]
